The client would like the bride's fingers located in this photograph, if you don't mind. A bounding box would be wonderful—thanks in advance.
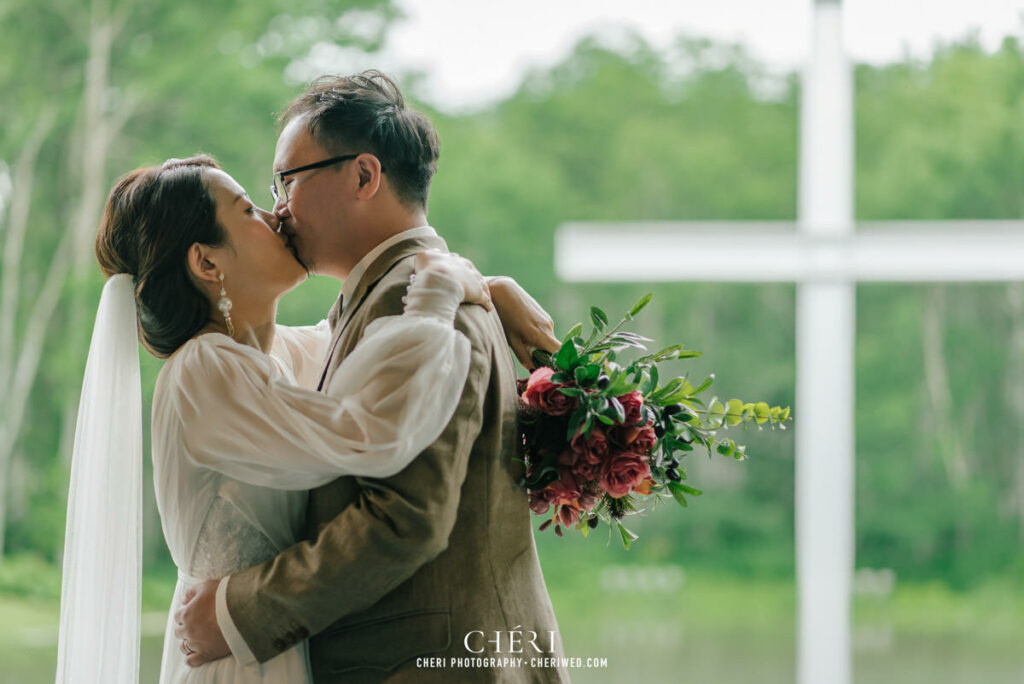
[185,651,210,668]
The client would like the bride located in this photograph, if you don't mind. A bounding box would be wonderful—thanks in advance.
[56,155,558,683]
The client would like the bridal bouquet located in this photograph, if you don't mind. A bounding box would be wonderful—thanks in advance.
[517,294,791,548]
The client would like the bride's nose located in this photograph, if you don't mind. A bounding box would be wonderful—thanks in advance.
[260,208,281,232]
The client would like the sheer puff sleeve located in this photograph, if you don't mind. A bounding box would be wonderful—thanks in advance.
[171,270,471,490]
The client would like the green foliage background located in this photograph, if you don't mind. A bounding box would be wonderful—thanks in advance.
[2,0,1023,607]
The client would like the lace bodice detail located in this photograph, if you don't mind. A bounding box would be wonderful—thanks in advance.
[188,497,283,580]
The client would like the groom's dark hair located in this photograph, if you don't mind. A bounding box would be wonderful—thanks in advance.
[280,70,439,209]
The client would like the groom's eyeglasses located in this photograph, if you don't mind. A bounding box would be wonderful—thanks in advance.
[270,154,361,205]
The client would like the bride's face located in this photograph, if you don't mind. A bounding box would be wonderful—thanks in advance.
[205,169,307,301]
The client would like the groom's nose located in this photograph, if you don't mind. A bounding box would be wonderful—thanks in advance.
[273,196,290,219]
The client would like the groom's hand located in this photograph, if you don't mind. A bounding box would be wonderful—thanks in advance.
[173,579,230,667]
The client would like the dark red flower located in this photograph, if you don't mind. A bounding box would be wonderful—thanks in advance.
[522,367,578,416]
[600,450,652,499]
[617,391,645,426]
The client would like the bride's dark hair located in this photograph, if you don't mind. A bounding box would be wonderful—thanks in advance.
[95,155,228,358]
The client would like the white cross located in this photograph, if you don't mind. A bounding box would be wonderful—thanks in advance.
[554,2,1024,683]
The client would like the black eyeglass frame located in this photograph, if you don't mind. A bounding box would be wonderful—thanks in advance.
[271,154,385,204]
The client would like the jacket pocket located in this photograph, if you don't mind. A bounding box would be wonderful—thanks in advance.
[312,608,452,674]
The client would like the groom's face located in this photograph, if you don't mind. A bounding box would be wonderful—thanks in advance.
[272,115,357,279]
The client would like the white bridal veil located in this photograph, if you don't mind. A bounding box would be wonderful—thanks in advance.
[56,274,143,683]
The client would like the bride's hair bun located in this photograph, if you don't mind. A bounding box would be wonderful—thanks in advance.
[94,154,227,357]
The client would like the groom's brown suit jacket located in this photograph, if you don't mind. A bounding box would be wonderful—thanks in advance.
[225,235,570,683]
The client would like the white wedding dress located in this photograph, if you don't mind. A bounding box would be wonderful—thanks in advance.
[150,274,471,684]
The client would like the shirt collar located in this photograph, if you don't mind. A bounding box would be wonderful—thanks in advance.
[340,225,438,309]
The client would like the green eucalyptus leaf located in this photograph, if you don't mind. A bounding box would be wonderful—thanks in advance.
[641,365,659,395]
[616,520,639,550]
[692,374,716,395]
[708,398,725,427]
[562,322,583,343]
[590,306,609,330]
[628,293,653,318]
[725,398,744,426]
[608,397,626,423]
[667,482,689,507]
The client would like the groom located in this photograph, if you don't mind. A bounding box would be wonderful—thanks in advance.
[175,71,570,683]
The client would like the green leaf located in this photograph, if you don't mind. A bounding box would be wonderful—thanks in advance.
[692,374,716,395]
[641,365,659,395]
[616,520,638,550]
[628,293,653,318]
[590,306,608,330]
[608,397,626,423]
[557,387,584,397]
[562,322,583,343]
[554,338,580,370]
[754,401,771,424]
[725,398,744,426]
[716,438,736,458]
[672,482,703,497]
[605,373,636,397]
[574,366,588,384]
[708,398,725,427]
[667,481,689,507]
[648,377,684,404]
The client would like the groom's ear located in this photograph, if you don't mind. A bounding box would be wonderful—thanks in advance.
[186,243,221,285]
[353,153,383,199]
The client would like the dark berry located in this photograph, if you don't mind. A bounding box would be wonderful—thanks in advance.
[654,424,666,438]
[666,468,682,481]
[587,516,599,529]
[664,404,683,416]
[597,376,610,390]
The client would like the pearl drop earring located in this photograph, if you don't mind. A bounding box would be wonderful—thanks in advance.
[217,273,235,337]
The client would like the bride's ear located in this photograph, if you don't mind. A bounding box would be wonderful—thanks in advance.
[187,243,222,286]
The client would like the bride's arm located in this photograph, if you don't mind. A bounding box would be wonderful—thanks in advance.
[170,263,482,491]
[486,276,560,368]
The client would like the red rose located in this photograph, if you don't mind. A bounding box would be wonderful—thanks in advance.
[630,425,658,454]
[571,426,610,464]
[572,458,602,484]
[617,391,645,426]
[611,424,657,453]
[600,450,652,499]
[522,367,578,416]
[567,426,609,482]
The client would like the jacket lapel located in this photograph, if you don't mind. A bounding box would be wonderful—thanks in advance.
[316,234,448,391]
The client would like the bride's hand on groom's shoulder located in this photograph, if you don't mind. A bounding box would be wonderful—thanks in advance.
[413,249,493,311]
[173,579,231,667]
[487,276,560,370]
